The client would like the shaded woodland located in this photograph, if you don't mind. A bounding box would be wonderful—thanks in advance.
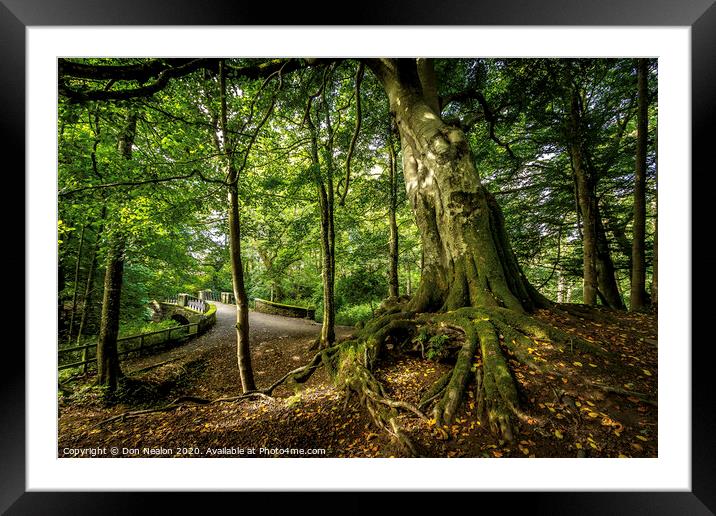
[57,57,657,458]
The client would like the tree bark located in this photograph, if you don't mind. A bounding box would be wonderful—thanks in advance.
[367,59,546,314]
[569,88,598,306]
[387,127,400,299]
[96,234,124,391]
[595,210,625,309]
[406,259,412,297]
[228,176,256,392]
[630,58,649,310]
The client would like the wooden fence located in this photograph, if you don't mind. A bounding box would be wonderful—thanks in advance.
[58,322,199,372]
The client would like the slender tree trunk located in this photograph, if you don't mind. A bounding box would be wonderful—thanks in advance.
[387,129,400,299]
[79,207,106,372]
[307,108,336,347]
[557,269,565,303]
[96,110,136,391]
[67,223,86,342]
[631,58,649,310]
[228,176,256,392]
[569,89,598,306]
[58,263,66,338]
[406,259,412,297]
[318,182,336,346]
[367,59,546,314]
[218,60,256,392]
[96,234,124,391]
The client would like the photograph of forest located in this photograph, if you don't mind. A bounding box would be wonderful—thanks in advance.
[57,57,657,459]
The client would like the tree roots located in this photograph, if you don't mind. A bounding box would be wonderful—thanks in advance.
[337,304,610,450]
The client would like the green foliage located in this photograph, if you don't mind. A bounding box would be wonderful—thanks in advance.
[335,303,375,326]
[118,318,179,339]
[425,334,451,361]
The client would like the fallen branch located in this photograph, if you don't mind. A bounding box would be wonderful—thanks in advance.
[94,392,272,427]
[128,357,183,374]
[589,383,657,406]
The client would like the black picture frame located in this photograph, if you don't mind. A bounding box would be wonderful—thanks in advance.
[5,0,714,513]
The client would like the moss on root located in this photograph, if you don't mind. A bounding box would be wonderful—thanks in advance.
[327,301,606,452]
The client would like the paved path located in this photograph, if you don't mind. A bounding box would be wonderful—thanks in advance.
[123,302,351,387]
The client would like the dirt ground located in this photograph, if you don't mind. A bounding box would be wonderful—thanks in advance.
[58,302,657,459]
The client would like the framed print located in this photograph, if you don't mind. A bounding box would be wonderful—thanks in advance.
[6,0,715,513]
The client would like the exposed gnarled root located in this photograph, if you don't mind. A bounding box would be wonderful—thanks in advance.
[331,337,426,457]
[427,310,519,441]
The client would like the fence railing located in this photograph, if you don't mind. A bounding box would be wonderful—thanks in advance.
[186,297,207,313]
[58,322,199,371]
[164,293,209,313]
[198,289,220,302]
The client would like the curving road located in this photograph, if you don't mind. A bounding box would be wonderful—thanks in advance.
[122,302,352,386]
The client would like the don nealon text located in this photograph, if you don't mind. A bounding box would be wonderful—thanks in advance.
[61,447,327,457]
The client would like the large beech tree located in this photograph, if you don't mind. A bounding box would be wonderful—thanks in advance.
[367,59,546,313]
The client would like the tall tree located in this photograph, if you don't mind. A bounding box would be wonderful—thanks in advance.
[386,121,400,300]
[367,58,545,313]
[96,110,136,391]
[630,58,649,310]
[214,59,258,392]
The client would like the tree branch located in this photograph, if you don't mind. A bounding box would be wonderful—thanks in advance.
[337,62,364,206]
[58,169,226,197]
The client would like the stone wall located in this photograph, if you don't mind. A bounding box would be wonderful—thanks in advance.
[253,298,315,320]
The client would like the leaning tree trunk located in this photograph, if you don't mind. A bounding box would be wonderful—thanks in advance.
[79,207,106,372]
[318,186,336,348]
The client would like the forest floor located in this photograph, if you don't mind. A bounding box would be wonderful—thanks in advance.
[58,302,657,459]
